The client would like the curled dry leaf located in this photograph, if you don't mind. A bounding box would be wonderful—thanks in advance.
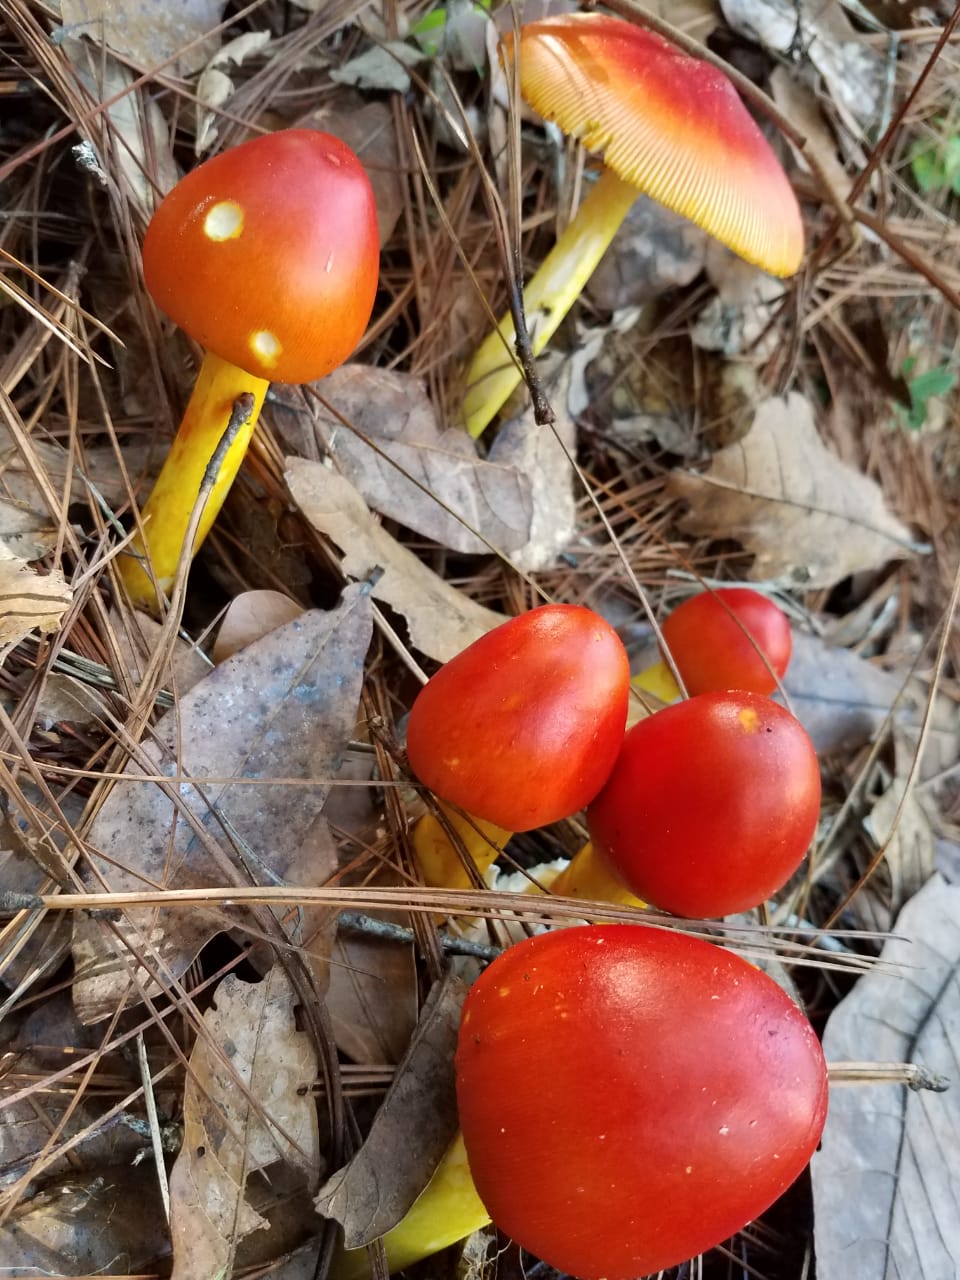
[72,589,373,1023]
[719,0,884,131]
[275,365,534,555]
[316,972,469,1247]
[196,31,272,154]
[0,501,58,562]
[668,393,917,589]
[812,875,960,1279]
[286,459,506,663]
[329,41,423,94]
[169,967,321,1280]
[0,558,72,646]
[58,39,178,215]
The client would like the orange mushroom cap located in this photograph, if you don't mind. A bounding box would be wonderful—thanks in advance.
[505,15,803,277]
[142,129,379,384]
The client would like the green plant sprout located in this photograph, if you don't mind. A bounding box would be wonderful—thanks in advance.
[910,123,960,196]
[898,354,957,431]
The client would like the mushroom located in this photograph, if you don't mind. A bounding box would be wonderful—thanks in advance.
[121,129,379,607]
[586,690,821,917]
[463,14,803,437]
[456,924,829,1279]
[634,586,794,703]
[405,603,629,894]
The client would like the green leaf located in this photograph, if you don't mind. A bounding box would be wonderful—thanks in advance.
[909,367,957,403]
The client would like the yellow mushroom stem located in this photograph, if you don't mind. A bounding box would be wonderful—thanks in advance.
[413,795,643,911]
[411,803,512,891]
[330,1132,491,1280]
[547,840,644,908]
[119,350,268,608]
[463,167,637,438]
[632,659,682,705]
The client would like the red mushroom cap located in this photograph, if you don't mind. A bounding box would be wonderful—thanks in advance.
[457,924,828,1279]
[142,129,379,384]
[506,14,803,277]
[661,587,793,695]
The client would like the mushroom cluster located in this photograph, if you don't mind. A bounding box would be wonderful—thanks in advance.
[333,582,825,1279]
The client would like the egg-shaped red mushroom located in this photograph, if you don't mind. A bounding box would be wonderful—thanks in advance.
[464,14,803,436]
[587,691,821,917]
[406,604,630,833]
[122,129,379,607]
[457,924,829,1279]
[661,587,793,696]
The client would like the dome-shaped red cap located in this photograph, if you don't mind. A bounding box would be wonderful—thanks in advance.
[507,15,804,277]
[142,129,379,383]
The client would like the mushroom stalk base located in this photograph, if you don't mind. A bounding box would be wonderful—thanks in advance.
[412,803,512,891]
[119,351,268,608]
[632,659,682,705]
[330,1132,490,1280]
[463,167,637,438]
[549,840,646,909]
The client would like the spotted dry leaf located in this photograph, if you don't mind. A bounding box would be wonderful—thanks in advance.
[169,967,320,1280]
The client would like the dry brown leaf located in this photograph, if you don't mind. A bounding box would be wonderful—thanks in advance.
[113,606,212,695]
[0,558,72,645]
[486,380,579,571]
[195,31,272,154]
[586,196,707,313]
[212,589,304,664]
[59,39,179,214]
[0,1165,170,1272]
[780,632,959,774]
[862,772,937,917]
[694,254,788,358]
[0,422,156,515]
[286,459,506,662]
[719,0,884,131]
[329,41,422,94]
[770,65,850,199]
[71,588,373,1023]
[59,0,226,76]
[0,501,58,561]
[316,972,469,1246]
[781,630,914,756]
[811,875,960,1279]
[669,393,917,589]
[169,966,321,1280]
[276,366,533,555]
[632,0,718,37]
[325,931,418,1066]
[0,992,148,1186]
